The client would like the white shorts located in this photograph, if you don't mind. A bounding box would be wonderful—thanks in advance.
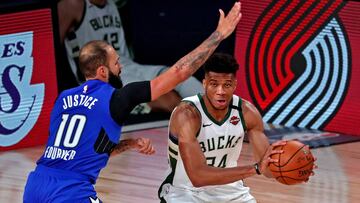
[160,181,256,203]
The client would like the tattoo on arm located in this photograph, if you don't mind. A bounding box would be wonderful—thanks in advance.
[174,31,222,75]
[111,139,134,155]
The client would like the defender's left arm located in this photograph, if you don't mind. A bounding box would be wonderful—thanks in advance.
[111,138,155,156]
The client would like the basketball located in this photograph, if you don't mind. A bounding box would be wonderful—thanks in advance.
[269,140,314,185]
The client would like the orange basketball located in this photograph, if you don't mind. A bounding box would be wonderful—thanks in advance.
[269,140,314,185]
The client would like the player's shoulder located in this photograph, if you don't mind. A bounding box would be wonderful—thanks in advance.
[240,98,259,115]
[58,87,75,98]
[239,98,263,129]
[175,101,199,114]
[172,101,201,120]
[170,101,201,133]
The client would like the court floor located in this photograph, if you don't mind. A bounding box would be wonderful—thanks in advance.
[1,127,359,203]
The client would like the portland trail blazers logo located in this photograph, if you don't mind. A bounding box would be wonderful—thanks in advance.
[0,32,44,146]
[246,0,350,130]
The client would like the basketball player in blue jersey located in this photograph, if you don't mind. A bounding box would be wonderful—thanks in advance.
[158,53,316,202]
[23,2,242,202]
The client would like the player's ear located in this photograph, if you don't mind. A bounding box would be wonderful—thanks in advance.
[234,79,237,91]
[202,78,206,90]
[97,65,107,78]
[202,73,208,89]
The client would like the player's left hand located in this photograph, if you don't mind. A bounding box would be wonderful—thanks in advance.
[133,137,156,155]
[259,140,286,175]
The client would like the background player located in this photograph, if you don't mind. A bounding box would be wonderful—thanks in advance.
[58,0,204,113]
[23,2,242,202]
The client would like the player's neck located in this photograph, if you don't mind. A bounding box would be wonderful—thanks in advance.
[86,76,107,83]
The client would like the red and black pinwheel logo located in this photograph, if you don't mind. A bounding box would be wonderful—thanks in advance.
[246,0,350,130]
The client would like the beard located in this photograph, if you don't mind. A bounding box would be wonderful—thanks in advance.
[108,71,123,89]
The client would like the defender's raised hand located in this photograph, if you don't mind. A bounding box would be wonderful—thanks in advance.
[150,2,242,101]
[216,2,242,39]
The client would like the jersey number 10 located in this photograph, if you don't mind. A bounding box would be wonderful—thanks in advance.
[54,114,86,148]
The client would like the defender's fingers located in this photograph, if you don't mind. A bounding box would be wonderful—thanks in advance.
[148,146,156,155]
[140,141,153,153]
[138,138,149,147]
[236,13,242,24]
[227,2,241,19]
[143,146,155,155]
[218,9,225,22]
[139,143,151,152]
[136,138,145,147]
[229,2,241,15]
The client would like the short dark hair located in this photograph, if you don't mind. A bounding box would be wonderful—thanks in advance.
[202,53,239,75]
[79,40,110,78]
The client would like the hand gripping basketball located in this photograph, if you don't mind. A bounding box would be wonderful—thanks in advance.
[257,140,287,175]
[269,140,316,185]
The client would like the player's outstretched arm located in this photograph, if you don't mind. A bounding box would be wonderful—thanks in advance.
[150,2,242,101]
[111,138,155,156]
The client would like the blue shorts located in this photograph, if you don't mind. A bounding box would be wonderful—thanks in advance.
[23,165,102,203]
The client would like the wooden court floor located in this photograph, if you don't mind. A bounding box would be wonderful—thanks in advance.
[1,127,360,203]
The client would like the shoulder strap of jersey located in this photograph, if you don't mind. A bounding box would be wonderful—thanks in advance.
[229,95,247,132]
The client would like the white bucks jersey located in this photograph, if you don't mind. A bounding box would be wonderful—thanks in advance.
[186,94,246,169]
[64,0,130,82]
[159,94,248,197]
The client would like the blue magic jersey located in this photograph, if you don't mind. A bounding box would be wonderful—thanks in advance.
[37,79,121,183]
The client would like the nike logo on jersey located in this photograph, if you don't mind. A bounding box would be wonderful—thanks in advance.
[202,123,213,127]
[89,197,100,203]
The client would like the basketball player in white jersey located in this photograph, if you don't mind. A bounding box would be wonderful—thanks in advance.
[57,0,204,113]
[158,53,290,203]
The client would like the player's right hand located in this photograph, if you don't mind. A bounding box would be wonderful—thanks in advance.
[216,2,242,39]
